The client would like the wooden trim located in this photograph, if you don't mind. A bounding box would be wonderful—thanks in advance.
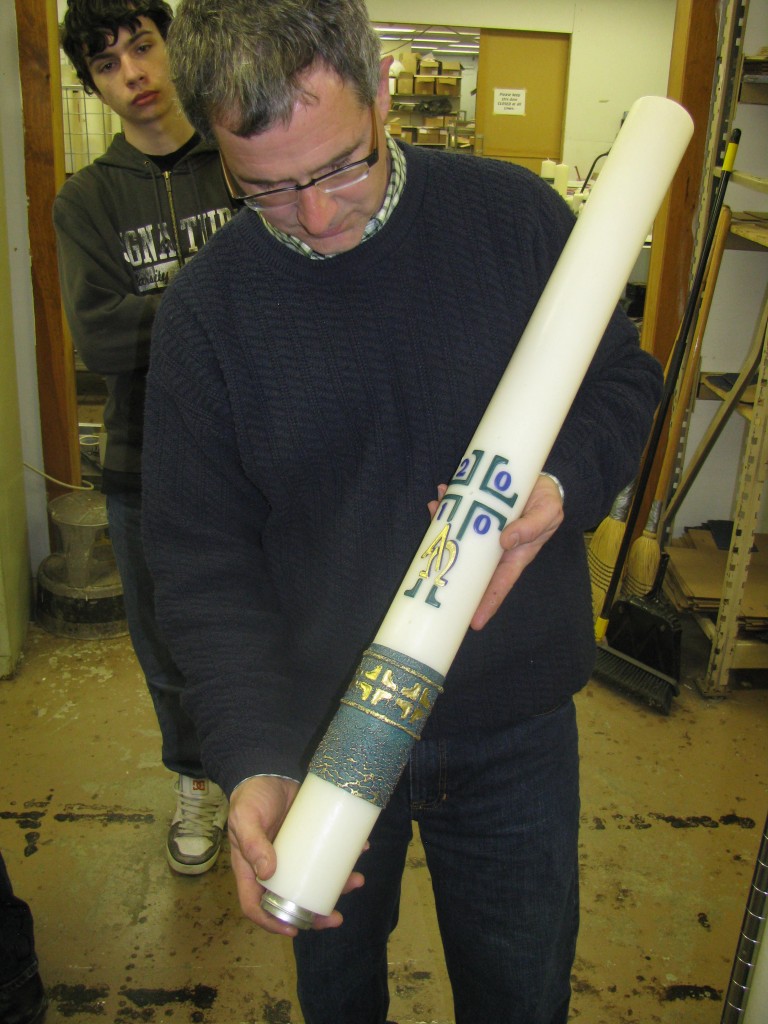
[15,0,80,494]
[640,0,720,366]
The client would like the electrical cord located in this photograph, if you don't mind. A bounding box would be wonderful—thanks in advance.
[579,151,610,193]
[24,462,95,491]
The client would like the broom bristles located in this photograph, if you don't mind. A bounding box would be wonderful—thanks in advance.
[587,483,635,621]
[623,532,661,599]
[588,516,627,621]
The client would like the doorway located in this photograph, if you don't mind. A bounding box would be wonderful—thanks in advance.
[475,29,570,171]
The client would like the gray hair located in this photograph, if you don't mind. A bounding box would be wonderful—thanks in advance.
[167,0,382,139]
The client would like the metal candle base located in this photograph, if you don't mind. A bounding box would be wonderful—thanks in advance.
[260,892,315,930]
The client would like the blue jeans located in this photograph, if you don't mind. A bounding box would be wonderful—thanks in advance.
[294,699,580,1024]
[106,491,203,777]
[0,851,38,990]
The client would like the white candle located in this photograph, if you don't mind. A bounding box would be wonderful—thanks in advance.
[540,158,556,182]
[261,96,694,928]
[554,162,569,196]
[263,775,379,921]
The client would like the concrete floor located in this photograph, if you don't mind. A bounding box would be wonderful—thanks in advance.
[1,619,766,1024]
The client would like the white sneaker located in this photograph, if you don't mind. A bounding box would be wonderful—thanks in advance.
[166,775,228,876]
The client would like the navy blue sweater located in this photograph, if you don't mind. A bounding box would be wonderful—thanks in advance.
[143,142,662,795]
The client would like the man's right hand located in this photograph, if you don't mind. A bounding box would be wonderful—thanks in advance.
[227,775,365,935]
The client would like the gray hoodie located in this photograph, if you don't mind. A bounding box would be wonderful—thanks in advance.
[54,131,236,487]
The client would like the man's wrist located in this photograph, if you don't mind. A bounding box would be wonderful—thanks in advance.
[231,772,300,798]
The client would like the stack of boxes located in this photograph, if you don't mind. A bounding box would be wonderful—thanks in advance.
[387,56,462,149]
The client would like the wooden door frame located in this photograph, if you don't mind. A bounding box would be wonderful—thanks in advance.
[15,0,80,496]
[632,0,720,537]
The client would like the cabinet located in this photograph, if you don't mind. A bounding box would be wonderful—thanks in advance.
[665,0,768,695]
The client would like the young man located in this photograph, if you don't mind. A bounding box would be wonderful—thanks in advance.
[141,1,663,1020]
[54,0,237,876]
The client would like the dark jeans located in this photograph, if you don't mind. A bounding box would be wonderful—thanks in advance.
[107,491,203,777]
[0,851,38,992]
[294,699,580,1024]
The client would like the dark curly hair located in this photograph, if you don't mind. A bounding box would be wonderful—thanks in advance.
[60,0,174,94]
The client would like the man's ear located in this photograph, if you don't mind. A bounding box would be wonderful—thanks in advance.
[375,57,392,121]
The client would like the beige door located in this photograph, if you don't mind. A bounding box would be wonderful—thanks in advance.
[475,29,570,172]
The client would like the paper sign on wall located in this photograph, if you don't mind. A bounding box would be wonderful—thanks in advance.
[493,88,526,116]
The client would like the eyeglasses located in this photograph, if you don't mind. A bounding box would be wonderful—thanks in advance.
[220,107,379,211]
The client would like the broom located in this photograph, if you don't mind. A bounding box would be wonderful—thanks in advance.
[587,291,704,617]
[587,480,635,620]
[622,205,732,597]
[586,270,701,616]
[593,128,741,711]
[587,335,686,615]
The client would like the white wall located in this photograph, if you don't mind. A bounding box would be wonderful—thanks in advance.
[368,0,677,178]
[1,3,49,580]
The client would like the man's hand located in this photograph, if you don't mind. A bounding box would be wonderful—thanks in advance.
[427,473,564,631]
[472,473,564,629]
[227,775,365,935]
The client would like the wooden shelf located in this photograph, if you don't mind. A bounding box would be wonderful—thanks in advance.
[729,217,768,250]
[740,56,768,104]
[731,171,768,193]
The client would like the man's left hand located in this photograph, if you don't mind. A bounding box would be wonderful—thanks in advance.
[427,473,564,631]
[471,473,564,629]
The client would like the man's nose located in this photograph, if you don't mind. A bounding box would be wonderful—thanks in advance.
[122,56,145,86]
[295,185,337,236]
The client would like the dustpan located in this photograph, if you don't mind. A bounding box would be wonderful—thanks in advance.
[604,554,682,682]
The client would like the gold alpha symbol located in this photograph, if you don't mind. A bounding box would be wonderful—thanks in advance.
[403,524,458,608]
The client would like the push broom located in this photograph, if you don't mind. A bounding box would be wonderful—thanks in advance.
[593,128,741,712]
[622,204,732,598]
[586,223,719,618]
[587,331,695,619]
[594,276,726,693]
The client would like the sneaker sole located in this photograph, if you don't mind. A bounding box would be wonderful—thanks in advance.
[165,846,221,876]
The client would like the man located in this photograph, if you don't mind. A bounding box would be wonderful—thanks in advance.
[54,0,237,876]
[141,1,663,1020]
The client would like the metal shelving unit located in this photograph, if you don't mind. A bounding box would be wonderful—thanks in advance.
[667,0,768,695]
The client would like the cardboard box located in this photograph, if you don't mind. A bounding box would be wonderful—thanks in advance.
[418,58,441,76]
[436,77,460,97]
[386,123,402,136]
[396,72,414,94]
[399,51,419,75]
[416,128,443,145]
[414,76,436,95]
[441,61,462,76]
[423,116,445,128]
